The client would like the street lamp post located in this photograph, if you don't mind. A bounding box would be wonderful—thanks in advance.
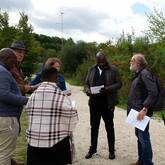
[60,12,64,51]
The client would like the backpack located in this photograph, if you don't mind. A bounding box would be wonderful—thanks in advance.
[151,77,165,112]
[140,71,165,125]
[152,76,165,125]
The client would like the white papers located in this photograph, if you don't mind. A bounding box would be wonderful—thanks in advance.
[126,109,150,131]
[71,100,76,109]
[90,85,104,94]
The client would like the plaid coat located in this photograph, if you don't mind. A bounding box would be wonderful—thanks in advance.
[25,82,78,148]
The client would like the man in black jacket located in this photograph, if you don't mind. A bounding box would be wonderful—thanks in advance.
[128,53,158,165]
[84,51,122,160]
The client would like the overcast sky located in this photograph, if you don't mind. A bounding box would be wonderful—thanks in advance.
[0,0,165,43]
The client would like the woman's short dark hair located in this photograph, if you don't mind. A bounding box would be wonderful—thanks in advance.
[0,48,17,70]
[41,67,58,82]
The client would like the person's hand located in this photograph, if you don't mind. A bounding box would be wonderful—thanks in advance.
[25,85,32,93]
[86,90,92,96]
[30,83,41,91]
[137,108,147,121]
[25,84,39,93]
[100,87,106,94]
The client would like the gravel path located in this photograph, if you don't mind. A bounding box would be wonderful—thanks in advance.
[68,84,165,165]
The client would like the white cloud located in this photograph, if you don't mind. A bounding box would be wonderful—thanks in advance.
[1,0,165,42]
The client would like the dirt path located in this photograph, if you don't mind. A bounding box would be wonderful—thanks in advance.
[68,84,165,165]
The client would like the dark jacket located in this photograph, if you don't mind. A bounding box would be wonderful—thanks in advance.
[85,64,122,108]
[0,64,28,118]
[128,68,158,116]
[30,73,67,91]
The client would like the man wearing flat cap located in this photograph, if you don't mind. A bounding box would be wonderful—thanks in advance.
[9,41,36,165]
[10,41,36,95]
[84,51,122,160]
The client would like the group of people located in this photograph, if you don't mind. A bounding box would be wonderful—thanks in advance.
[0,40,158,165]
[85,52,157,165]
[0,41,77,165]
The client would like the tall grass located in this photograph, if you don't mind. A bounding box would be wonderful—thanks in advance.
[13,112,27,163]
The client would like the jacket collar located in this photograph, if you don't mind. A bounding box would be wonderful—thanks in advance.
[133,67,145,79]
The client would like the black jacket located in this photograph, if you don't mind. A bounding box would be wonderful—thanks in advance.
[128,68,158,116]
[85,64,122,108]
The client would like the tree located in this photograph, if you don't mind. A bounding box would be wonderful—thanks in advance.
[0,10,17,48]
[15,12,42,77]
[133,36,150,55]
[116,31,134,55]
[60,41,88,74]
[146,9,165,43]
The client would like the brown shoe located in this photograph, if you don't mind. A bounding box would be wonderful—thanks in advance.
[130,160,143,165]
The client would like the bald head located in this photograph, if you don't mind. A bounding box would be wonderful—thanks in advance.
[95,51,109,69]
[130,53,148,72]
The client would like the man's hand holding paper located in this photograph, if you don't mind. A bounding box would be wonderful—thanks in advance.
[90,85,104,94]
[126,109,150,131]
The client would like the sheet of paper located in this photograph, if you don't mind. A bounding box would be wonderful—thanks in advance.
[71,100,76,109]
[90,85,104,94]
[126,109,150,131]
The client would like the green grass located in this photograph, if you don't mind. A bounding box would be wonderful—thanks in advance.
[13,112,27,163]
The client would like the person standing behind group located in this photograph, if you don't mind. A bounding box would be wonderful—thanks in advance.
[128,53,158,165]
[0,48,28,165]
[31,57,71,95]
[84,51,122,160]
[9,41,37,165]
[10,40,36,95]
[25,67,78,165]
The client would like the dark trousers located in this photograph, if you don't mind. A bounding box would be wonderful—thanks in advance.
[89,99,115,154]
[27,136,71,165]
[135,124,153,165]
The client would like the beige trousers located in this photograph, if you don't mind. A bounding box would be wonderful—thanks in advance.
[0,117,19,165]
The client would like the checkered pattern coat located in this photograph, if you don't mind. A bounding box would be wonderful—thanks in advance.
[25,82,78,148]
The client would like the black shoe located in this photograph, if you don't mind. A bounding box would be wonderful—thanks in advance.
[85,151,97,159]
[109,153,115,159]
[85,147,97,159]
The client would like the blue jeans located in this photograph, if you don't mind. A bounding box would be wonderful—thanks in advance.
[135,124,153,165]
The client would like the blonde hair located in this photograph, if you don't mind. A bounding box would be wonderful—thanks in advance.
[44,57,61,69]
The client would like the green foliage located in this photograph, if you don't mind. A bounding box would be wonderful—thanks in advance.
[13,112,27,163]
[116,31,134,55]
[0,10,9,28]
[146,44,165,82]
[0,11,42,77]
[0,11,18,48]
[15,12,42,77]
[146,9,165,43]
[75,56,95,85]
[34,33,62,52]
[133,37,150,54]
[60,41,89,74]
[17,12,33,37]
